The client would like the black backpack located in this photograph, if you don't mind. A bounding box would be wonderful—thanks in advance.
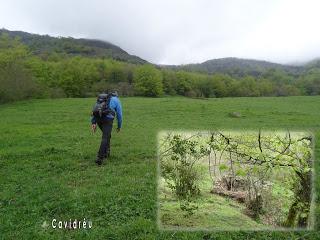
[92,93,115,118]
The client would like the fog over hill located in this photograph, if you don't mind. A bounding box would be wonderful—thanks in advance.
[3,28,317,77]
[0,29,146,64]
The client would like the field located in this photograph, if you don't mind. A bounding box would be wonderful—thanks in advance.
[0,96,320,239]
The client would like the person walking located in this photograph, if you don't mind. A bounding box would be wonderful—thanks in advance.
[91,90,122,165]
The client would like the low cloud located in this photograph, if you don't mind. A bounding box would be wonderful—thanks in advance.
[1,0,320,64]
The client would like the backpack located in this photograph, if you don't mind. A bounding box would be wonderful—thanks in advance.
[92,93,115,119]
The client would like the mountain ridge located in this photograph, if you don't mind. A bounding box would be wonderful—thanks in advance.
[161,57,303,77]
[1,28,317,76]
[0,28,147,64]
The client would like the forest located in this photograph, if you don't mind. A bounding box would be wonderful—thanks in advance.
[0,32,320,103]
[158,131,314,230]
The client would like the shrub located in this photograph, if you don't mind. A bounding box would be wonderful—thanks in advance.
[133,65,163,97]
[0,63,40,103]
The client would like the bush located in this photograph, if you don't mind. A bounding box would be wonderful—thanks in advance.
[0,63,40,103]
[133,65,163,97]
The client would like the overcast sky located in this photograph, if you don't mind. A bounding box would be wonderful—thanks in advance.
[1,0,320,65]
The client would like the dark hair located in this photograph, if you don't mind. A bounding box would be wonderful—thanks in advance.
[103,89,118,96]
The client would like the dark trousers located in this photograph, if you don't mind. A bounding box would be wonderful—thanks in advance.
[97,120,113,159]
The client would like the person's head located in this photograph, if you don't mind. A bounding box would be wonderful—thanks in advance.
[102,89,118,97]
[111,90,118,97]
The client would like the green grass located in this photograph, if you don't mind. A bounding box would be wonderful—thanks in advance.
[160,193,264,230]
[158,153,295,230]
[0,96,320,239]
[159,179,266,231]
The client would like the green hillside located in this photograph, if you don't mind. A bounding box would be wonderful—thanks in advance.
[0,96,319,239]
[1,29,320,104]
[164,57,302,77]
[0,28,146,64]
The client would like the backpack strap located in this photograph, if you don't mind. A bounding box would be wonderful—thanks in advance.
[105,94,115,116]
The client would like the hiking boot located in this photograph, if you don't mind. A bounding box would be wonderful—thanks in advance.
[95,158,103,166]
[102,151,110,159]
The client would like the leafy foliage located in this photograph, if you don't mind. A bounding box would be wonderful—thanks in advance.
[160,131,313,228]
[1,30,320,103]
[133,65,163,97]
[159,134,209,214]
[0,29,146,64]
[0,34,41,102]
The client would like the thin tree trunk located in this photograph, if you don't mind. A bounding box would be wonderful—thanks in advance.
[285,169,311,228]
[297,170,312,228]
[285,199,298,227]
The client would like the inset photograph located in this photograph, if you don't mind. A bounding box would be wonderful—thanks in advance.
[158,131,314,230]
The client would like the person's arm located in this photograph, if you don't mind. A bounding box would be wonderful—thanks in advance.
[114,98,122,130]
[91,114,97,132]
[91,115,97,124]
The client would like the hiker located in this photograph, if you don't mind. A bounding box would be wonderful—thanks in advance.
[91,90,122,165]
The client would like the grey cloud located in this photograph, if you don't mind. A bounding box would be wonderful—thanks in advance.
[1,0,320,64]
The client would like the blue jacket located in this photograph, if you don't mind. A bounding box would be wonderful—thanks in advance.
[91,96,123,128]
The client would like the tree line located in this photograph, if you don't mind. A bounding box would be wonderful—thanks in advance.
[0,33,319,103]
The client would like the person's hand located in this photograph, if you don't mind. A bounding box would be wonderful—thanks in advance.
[92,124,97,133]
[116,128,121,133]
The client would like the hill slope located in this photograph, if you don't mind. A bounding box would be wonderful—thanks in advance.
[163,57,303,77]
[0,28,147,64]
[1,29,317,77]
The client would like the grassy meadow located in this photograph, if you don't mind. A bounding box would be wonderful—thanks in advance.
[0,96,320,239]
